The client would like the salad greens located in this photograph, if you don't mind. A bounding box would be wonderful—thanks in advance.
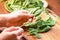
[5,0,55,39]
[23,9,55,38]
[5,0,44,12]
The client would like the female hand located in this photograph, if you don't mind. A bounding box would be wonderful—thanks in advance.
[0,10,33,27]
[0,27,24,40]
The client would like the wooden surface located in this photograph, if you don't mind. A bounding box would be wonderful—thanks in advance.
[0,2,9,14]
[0,1,60,40]
[46,0,60,16]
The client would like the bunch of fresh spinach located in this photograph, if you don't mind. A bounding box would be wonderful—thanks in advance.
[6,0,44,12]
[23,9,55,39]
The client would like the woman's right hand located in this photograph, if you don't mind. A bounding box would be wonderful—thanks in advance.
[0,10,33,27]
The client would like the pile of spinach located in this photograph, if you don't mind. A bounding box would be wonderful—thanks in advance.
[6,0,43,12]
[23,9,55,38]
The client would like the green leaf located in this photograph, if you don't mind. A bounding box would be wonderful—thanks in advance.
[46,18,55,26]
[35,33,41,39]
[38,26,51,32]
[28,28,41,39]
[45,8,49,14]
[28,28,38,35]
[37,20,46,27]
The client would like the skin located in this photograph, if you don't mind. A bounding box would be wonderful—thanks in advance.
[0,10,33,40]
[0,27,24,40]
[0,10,33,27]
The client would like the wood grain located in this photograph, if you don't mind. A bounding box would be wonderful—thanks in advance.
[46,0,60,16]
[0,1,60,40]
[0,2,9,14]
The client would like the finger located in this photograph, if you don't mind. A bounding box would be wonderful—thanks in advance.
[6,33,17,40]
[0,27,6,31]
[11,28,24,36]
[3,26,20,32]
[17,28,24,36]
[8,27,20,32]
[12,10,28,15]
[17,34,24,40]
[19,10,34,18]
[20,10,28,14]
[23,14,34,18]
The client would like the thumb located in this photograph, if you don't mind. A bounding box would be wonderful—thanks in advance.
[11,28,24,36]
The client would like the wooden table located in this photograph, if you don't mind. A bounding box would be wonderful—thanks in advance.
[0,2,8,14]
[46,0,60,16]
[0,1,60,40]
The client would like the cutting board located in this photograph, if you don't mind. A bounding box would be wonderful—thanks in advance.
[0,1,60,40]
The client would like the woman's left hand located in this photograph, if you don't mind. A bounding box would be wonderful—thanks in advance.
[0,27,24,40]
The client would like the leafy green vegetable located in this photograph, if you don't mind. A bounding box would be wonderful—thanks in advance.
[45,8,49,14]
[23,11,55,38]
[5,0,44,12]
[23,12,55,38]
[28,28,41,39]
